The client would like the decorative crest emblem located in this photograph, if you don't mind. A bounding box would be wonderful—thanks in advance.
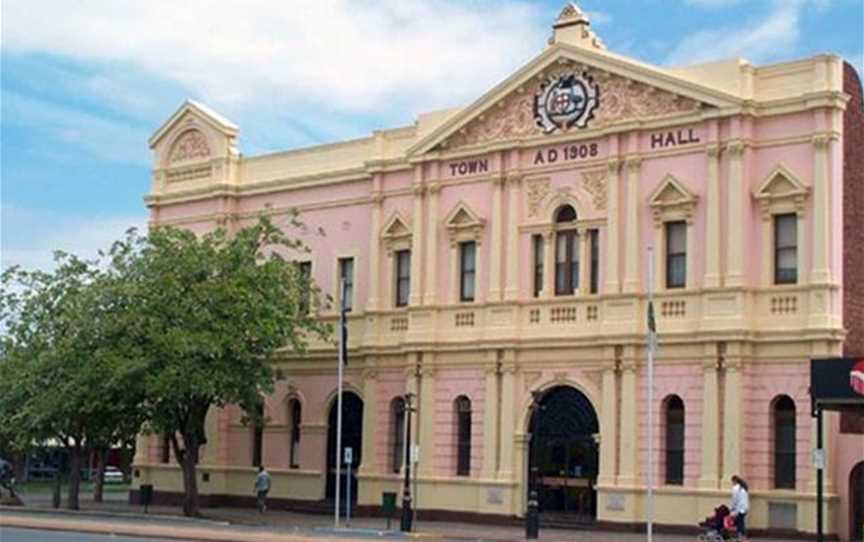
[534,72,599,134]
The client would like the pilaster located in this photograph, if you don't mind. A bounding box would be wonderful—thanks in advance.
[597,363,618,487]
[698,351,720,489]
[704,144,721,288]
[721,356,743,484]
[424,183,440,305]
[725,141,745,287]
[498,362,516,480]
[604,158,622,294]
[810,134,831,284]
[367,187,383,311]
[617,357,638,486]
[409,181,425,306]
[542,230,555,299]
[359,367,378,475]
[488,174,505,301]
[623,157,641,293]
[417,362,436,477]
[504,173,523,301]
[481,356,500,479]
[578,227,590,294]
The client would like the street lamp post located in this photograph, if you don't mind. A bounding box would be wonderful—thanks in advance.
[400,392,416,532]
[526,390,544,539]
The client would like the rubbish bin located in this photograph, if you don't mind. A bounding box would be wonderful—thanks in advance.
[382,492,397,529]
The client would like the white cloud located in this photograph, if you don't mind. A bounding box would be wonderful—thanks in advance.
[684,0,744,6]
[1,0,547,116]
[1,206,148,272]
[666,0,805,65]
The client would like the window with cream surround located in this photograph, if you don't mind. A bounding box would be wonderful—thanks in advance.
[663,395,685,485]
[381,212,412,308]
[773,395,797,489]
[455,396,472,476]
[391,397,406,473]
[444,202,485,303]
[337,257,355,311]
[752,165,809,286]
[649,175,697,291]
[289,399,301,468]
[554,205,580,295]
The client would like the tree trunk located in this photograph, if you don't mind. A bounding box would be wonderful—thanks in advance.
[93,447,107,503]
[172,429,201,517]
[66,446,83,510]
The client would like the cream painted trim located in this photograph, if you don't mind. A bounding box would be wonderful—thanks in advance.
[754,164,809,288]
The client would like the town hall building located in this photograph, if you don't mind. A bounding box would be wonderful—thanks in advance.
[132,4,864,539]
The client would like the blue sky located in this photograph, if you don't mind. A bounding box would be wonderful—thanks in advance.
[2,0,862,271]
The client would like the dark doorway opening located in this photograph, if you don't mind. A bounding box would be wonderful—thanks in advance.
[528,385,600,525]
[326,391,363,505]
[852,462,864,542]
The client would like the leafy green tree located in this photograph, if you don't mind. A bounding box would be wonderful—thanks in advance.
[115,216,329,517]
[0,252,148,509]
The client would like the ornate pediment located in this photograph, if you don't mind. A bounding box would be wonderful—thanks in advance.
[382,212,412,240]
[752,164,809,220]
[168,129,210,164]
[649,174,698,225]
[444,202,486,244]
[440,61,704,150]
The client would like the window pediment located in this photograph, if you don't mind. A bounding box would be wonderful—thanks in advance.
[753,165,809,220]
[445,202,486,245]
[649,174,698,226]
[382,212,412,252]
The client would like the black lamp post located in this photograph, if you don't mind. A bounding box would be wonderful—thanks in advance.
[400,392,416,532]
[526,390,544,539]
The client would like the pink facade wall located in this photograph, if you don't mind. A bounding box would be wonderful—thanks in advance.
[432,369,486,476]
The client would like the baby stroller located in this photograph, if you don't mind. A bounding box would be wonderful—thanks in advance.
[697,504,741,541]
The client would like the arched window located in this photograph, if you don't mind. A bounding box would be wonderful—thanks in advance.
[289,399,302,468]
[391,397,406,473]
[455,396,472,476]
[251,402,264,468]
[554,205,579,295]
[773,395,796,489]
[664,395,685,485]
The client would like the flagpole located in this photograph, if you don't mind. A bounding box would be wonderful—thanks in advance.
[334,278,346,528]
[646,247,655,542]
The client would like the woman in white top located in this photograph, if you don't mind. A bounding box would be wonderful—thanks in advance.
[730,475,750,539]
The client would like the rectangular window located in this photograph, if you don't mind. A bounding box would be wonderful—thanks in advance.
[160,434,171,464]
[774,214,797,284]
[298,261,312,314]
[533,235,544,298]
[395,250,411,307]
[338,257,354,312]
[665,221,687,289]
[589,229,599,294]
[459,241,476,302]
[555,230,579,295]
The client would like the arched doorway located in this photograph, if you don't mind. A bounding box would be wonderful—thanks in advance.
[852,462,864,542]
[326,391,363,504]
[528,385,600,524]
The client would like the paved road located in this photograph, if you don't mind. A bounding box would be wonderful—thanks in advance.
[1,526,206,541]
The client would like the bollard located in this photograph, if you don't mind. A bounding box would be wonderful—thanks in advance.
[525,488,539,539]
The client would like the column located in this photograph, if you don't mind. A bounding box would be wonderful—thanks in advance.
[618,359,638,486]
[481,356,500,479]
[359,368,378,475]
[488,175,505,301]
[698,354,720,489]
[417,363,436,477]
[605,158,622,293]
[542,230,554,299]
[704,144,721,288]
[367,189,383,311]
[409,181,425,306]
[623,157,642,293]
[597,364,618,487]
[578,227,590,294]
[686,214,697,289]
[498,363,516,480]
[721,357,743,484]
[424,183,440,305]
[725,142,745,287]
[504,173,522,301]
[811,134,831,284]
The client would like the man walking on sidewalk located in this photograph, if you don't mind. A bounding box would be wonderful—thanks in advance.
[255,465,271,514]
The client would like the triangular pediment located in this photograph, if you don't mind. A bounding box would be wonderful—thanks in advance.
[382,212,412,239]
[754,165,809,200]
[649,175,697,208]
[409,43,741,155]
[444,202,485,230]
[149,100,239,149]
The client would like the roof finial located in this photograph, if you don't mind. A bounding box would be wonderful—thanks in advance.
[550,2,605,50]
